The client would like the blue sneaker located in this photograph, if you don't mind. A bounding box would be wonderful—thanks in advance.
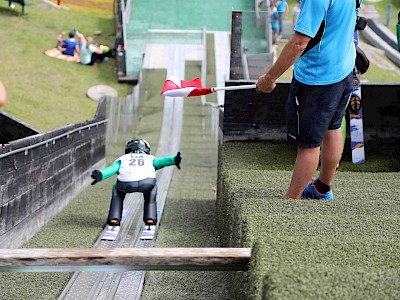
[302,180,334,200]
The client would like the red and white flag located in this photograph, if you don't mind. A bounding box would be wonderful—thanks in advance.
[161,76,214,97]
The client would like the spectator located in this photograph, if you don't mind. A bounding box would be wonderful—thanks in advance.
[256,0,358,200]
[56,37,66,53]
[275,0,288,38]
[292,0,300,30]
[57,32,79,57]
[76,31,112,65]
[270,1,279,45]
[0,80,7,107]
[56,40,66,53]
[92,44,113,64]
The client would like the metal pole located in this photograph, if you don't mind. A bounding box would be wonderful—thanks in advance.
[230,11,243,80]
[201,26,207,105]
[386,3,392,26]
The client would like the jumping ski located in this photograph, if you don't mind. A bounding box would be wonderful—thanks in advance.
[101,225,120,241]
[349,83,365,164]
[101,209,129,241]
[140,225,156,240]
[349,22,369,164]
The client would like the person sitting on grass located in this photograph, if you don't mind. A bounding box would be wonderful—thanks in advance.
[57,31,79,57]
[76,31,112,66]
[56,39,66,53]
[90,138,182,229]
[92,44,113,64]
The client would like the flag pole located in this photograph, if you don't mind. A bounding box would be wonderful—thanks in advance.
[213,84,256,92]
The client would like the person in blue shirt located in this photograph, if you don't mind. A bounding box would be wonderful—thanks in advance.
[57,31,79,57]
[275,0,288,37]
[256,0,359,200]
[270,1,279,44]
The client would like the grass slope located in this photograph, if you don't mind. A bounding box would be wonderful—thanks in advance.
[0,0,132,132]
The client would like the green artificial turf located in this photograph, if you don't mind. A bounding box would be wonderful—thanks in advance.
[219,141,400,299]
[249,250,400,300]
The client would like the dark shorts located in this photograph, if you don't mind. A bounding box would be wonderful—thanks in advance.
[286,72,353,148]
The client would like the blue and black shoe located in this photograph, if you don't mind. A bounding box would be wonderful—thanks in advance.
[302,180,334,200]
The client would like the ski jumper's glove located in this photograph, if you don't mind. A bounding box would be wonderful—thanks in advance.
[153,154,182,170]
[175,152,182,169]
[91,170,102,185]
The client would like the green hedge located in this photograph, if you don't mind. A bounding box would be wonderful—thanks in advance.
[218,141,400,299]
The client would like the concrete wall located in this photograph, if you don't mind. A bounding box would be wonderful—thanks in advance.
[0,98,107,248]
[222,81,400,142]
[0,111,40,145]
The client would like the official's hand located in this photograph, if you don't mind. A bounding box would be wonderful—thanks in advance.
[256,73,276,93]
[174,152,182,170]
[91,170,102,185]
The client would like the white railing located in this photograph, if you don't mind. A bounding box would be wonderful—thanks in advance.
[125,0,131,23]
[201,26,207,105]
[121,0,128,51]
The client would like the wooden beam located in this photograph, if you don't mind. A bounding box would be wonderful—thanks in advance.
[0,248,251,272]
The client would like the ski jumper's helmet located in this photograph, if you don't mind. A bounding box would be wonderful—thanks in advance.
[125,139,151,154]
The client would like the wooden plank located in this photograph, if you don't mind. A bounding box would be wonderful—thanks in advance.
[0,248,251,272]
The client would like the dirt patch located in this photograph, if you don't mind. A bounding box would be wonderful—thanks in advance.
[38,0,113,14]
[58,0,112,11]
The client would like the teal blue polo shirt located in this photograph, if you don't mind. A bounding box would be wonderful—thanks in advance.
[294,0,357,85]
[276,0,287,13]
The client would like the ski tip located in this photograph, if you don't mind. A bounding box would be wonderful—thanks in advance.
[140,225,156,240]
[101,225,120,241]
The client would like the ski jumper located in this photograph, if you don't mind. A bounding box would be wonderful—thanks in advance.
[98,153,178,226]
